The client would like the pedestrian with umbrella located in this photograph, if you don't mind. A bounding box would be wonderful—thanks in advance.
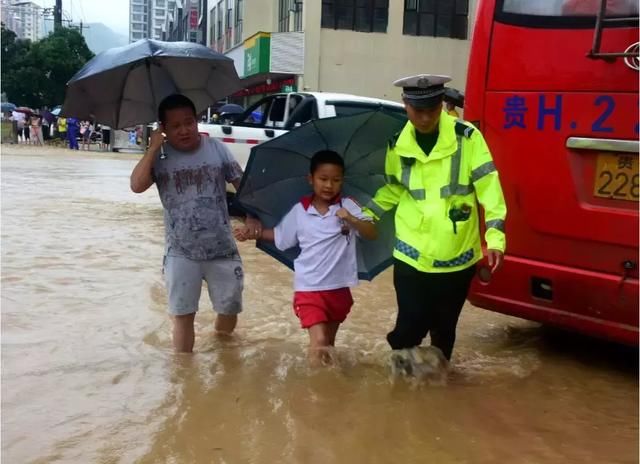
[233,107,407,363]
[1,102,16,113]
[61,38,254,353]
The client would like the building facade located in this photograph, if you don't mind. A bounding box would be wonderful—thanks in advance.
[129,0,177,43]
[161,0,204,43]
[205,0,478,105]
[1,0,46,42]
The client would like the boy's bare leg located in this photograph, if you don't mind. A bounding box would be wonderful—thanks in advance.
[215,314,237,335]
[327,322,340,346]
[173,313,196,353]
[308,323,334,366]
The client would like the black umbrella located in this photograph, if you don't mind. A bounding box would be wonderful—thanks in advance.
[219,103,244,114]
[235,108,407,281]
[61,39,242,128]
[444,88,465,108]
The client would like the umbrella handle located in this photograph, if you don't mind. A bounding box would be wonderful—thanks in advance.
[151,121,167,159]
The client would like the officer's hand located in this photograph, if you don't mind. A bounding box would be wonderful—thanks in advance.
[487,249,504,273]
[149,127,165,152]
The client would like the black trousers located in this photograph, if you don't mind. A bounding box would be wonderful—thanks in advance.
[387,259,476,360]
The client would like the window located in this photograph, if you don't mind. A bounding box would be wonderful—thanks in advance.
[234,0,243,44]
[322,0,388,33]
[267,96,287,127]
[132,14,143,21]
[217,1,223,40]
[225,0,233,49]
[333,101,406,117]
[155,0,165,6]
[210,7,216,46]
[279,0,304,32]
[502,0,638,16]
[403,0,468,39]
[285,95,317,128]
[240,99,271,126]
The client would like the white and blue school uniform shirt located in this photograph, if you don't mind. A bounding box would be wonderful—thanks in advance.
[274,195,372,292]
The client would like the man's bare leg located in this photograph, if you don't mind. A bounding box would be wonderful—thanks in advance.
[173,313,196,353]
[215,314,237,335]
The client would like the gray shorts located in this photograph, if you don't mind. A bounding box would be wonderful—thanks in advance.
[163,254,244,316]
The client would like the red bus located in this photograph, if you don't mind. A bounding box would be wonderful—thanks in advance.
[465,0,639,345]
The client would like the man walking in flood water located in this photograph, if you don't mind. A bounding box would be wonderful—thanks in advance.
[365,74,507,364]
[130,94,258,352]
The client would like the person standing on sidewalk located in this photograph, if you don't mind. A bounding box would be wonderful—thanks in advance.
[67,117,80,150]
[30,111,44,146]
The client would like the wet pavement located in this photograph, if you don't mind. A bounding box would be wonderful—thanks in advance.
[1,145,637,464]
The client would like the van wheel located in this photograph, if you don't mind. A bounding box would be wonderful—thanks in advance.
[227,193,245,218]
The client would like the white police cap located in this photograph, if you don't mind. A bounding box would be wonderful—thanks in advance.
[393,74,452,108]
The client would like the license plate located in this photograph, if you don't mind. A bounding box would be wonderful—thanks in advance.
[593,153,639,201]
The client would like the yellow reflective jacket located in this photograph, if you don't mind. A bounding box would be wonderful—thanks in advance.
[365,113,507,273]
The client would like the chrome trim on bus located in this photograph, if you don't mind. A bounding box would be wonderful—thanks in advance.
[566,137,639,153]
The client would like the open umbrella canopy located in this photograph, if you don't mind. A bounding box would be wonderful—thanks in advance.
[235,108,408,281]
[51,106,62,116]
[444,87,465,108]
[61,39,242,129]
[14,106,34,115]
[1,102,16,112]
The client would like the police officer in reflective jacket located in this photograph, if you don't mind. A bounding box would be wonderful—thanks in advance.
[365,74,507,362]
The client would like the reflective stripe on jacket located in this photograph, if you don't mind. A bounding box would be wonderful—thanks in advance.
[365,112,507,273]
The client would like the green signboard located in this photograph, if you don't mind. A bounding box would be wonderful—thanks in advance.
[244,33,271,77]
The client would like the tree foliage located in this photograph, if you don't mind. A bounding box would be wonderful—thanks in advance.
[1,24,94,108]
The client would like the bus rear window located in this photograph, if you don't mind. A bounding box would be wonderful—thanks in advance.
[502,0,638,17]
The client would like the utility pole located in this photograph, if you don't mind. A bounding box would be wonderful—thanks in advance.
[54,0,62,31]
[69,21,91,35]
[76,21,90,36]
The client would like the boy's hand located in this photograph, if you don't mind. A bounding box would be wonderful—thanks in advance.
[233,226,250,242]
[336,208,354,222]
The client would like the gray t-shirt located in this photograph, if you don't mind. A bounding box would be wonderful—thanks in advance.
[152,136,243,260]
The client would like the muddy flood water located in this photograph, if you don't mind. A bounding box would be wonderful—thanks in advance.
[1,145,638,464]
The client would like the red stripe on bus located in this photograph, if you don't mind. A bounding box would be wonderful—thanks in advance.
[246,139,259,144]
[222,137,236,143]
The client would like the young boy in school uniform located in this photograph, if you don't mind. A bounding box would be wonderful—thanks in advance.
[235,150,377,364]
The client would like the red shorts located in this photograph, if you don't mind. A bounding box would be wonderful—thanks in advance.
[293,288,354,329]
